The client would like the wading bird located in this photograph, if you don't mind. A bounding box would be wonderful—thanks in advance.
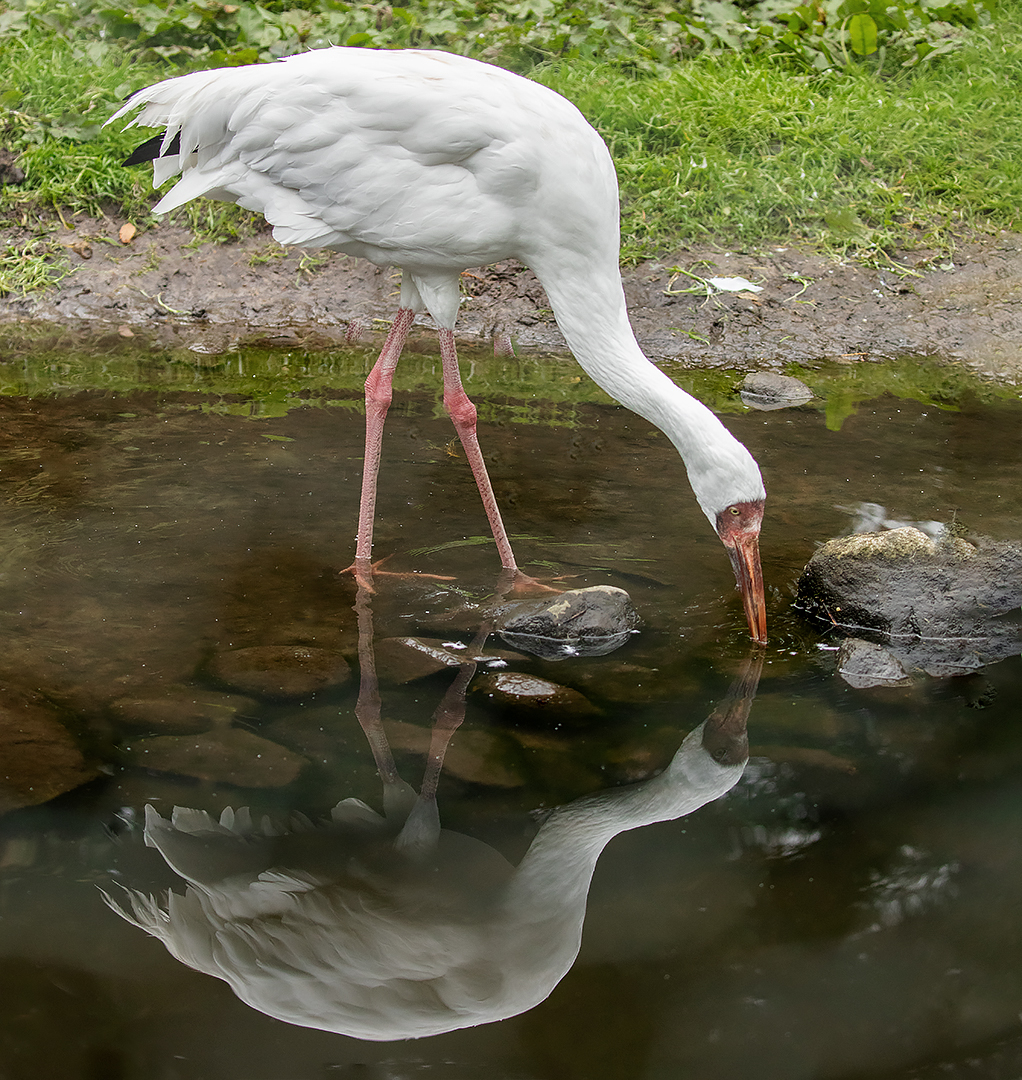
[110,47,768,643]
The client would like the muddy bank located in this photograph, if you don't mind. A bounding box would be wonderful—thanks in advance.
[3,217,1022,380]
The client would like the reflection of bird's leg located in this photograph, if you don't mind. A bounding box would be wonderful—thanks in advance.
[493,329,515,357]
[353,578,417,819]
[700,651,764,766]
[396,614,494,852]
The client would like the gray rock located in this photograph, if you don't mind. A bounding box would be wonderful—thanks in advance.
[123,727,307,787]
[495,586,640,660]
[471,672,602,726]
[837,638,912,689]
[0,686,99,814]
[796,527,1022,677]
[109,689,259,734]
[740,372,813,410]
[209,645,351,700]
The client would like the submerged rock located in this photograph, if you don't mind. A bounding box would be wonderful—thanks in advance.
[495,586,640,660]
[740,372,813,411]
[123,728,307,787]
[837,638,912,689]
[382,721,522,788]
[209,645,351,700]
[471,672,602,726]
[109,689,259,735]
[0,687,99,814]
[796,527,1022,677]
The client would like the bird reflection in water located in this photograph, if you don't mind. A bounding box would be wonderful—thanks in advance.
[103,580,762,1041]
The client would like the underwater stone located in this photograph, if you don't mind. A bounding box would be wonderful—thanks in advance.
[373,637,525,684]
[109,689,259,735]
[382,720,522,788]
[495,586,640,660]
[209,645,351,700]
[124,727,307,787]
[837,638,912,689]
[0,687,99,814]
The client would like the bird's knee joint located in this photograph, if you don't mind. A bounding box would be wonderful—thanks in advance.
[444,392,476,425]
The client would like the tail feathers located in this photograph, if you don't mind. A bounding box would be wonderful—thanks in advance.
[152,167,231,214]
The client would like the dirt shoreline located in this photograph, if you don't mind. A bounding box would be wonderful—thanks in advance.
[3,217,1022,381]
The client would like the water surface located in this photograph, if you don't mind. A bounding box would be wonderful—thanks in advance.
[0,340,1020,1079]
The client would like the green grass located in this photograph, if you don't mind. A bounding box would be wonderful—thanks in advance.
[1,2,1022,293]
[538,9,1022,258]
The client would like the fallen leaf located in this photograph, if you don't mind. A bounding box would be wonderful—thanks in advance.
[118,222,137,245]
[117,325,135,338]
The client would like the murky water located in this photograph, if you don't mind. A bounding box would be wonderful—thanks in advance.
[0,337,1020,1079]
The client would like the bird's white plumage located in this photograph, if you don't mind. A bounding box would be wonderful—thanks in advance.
[110,46,764,523]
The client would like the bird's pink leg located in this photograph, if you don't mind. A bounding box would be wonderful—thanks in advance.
[438,327,517,571]
[438,328,557,594]
[343,308,415,588]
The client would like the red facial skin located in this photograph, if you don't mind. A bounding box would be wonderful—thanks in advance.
[715,499,767,645]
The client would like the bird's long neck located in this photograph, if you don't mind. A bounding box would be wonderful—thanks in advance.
[535,259,736,483]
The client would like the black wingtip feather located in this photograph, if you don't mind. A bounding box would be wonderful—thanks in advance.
[122,131,182,167]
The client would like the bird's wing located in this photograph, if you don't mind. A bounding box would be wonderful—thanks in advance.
[110,48,559,265]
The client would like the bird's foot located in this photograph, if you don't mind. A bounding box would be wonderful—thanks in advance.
[495,568,564,598]
[340,555,456,592]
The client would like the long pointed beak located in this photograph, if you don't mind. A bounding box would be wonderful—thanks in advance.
[725,532,768,645]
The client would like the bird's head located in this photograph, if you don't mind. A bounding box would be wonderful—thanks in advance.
[714,498,767,645]
[680,429,768,645]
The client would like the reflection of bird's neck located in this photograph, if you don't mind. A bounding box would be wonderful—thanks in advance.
[499,723,746,950]
[534,252,764,521]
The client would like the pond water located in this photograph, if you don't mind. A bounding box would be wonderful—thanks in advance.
[0,336,1020,1080]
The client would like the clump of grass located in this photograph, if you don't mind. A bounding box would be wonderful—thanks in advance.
[0,233,74,294]
[0,31,169,218]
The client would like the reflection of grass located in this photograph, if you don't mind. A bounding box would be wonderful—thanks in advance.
[0,334,1015,430]
[783,357,1019,430]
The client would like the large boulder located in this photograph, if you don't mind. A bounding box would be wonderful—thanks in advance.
[796,527,1022,677]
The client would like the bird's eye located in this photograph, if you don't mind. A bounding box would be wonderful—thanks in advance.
[729,506,741,516]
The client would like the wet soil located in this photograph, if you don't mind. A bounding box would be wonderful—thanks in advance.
[3,217,1022,380]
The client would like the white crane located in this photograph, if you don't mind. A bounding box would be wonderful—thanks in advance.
[110,47,768,643]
